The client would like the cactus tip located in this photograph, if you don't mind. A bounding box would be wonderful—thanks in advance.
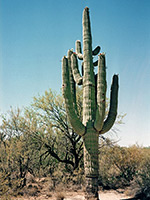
[85,7,89,11]
[113,74,119,83]
[63,56,67,63]
[67,49,73,58]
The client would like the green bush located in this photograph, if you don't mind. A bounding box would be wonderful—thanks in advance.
[135,148,150,199]
[99,145,143,189]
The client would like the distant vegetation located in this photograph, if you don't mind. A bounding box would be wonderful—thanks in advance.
[0,89,150,199]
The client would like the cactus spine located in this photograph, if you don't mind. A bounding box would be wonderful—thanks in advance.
[62,7,119,200]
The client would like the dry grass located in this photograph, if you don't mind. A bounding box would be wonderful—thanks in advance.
[0,174,134,200]
[55,191,65,200]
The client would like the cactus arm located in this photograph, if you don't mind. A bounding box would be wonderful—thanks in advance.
[81,62,84,76]
[92,46,100,56]
[93,60,98,67]
[92,46,100,67]
[71,53,83,85]
[62,56,85,136]
[94,53,107,131]
[76,40,83,60]
[99,74,119,134]
[67,50,77,110]
[82,7,96,126]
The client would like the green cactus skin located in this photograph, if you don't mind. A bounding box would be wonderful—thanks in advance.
[62,56,85,136]
[94,53,107,131]
[71,53,83,85]
[62,7,119,200]
[67,50,77,107]
[92,46,101,56]
[76,40,83,60]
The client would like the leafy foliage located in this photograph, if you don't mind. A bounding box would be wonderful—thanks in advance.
[0,88,149,199]
[0,89,84,195]
[99,144,144,189]
[135,147,150,199]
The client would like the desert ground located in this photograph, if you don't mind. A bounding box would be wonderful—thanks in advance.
[9,189,133,200]
[1,175,136,200]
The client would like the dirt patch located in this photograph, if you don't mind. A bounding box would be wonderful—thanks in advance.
[9,190,133,200]
[99,190,132,200]
[2,175,133,200]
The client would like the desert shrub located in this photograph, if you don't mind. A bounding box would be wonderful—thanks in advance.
[99,144,143,189]
[0,172,10,196]
[0,137,30,196]
[71,167,84,185]
[0,88,126,197]
[134,148,150,199]
[0,110,44,196]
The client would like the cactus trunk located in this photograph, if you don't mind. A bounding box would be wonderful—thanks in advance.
[62,7,119,200]
[83,128,99,199]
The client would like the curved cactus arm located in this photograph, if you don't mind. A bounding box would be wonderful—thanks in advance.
[62,56,85,136]
[92,46,101,56]
[67,50,77,110]
[94,53,107,131]
[71,53,83,85]
[76,40,83,60]
[99,74,119,134]
[81,62,84,76]
[93,60,98,67]
[92,46,100,67]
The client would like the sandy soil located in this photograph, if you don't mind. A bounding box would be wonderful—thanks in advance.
[98,190,132,200]
[64,190,132,200]
[9,190,133,200]
[4,175,134,200]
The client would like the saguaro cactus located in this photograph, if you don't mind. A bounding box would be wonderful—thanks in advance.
[62,7,119,200]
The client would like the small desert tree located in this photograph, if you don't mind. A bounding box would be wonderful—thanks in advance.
[0,109,40,194]
[0,89,84,179]
[31,89,84,172]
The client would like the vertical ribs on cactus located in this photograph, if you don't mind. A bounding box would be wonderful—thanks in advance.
[62,7,118,134]
[62,6,119,199]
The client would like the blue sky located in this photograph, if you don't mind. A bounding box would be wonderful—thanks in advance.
[0,0,150,146]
